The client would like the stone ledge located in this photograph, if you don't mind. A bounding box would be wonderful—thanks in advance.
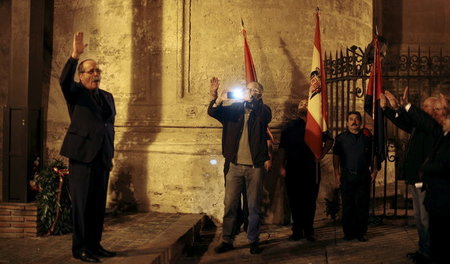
[102,214,205,264]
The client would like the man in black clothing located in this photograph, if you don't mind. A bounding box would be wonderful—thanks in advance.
[333,111,377,242]
[208,77,271,254]
[385,92,449,264]
[279,99,333,241]
[381,89,436,262]
[60,32,116,262]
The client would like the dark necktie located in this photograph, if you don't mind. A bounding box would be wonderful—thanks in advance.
[92,91,103,108]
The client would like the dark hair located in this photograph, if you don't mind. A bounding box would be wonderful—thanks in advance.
[77,59,95,74]
[347,111,362,121]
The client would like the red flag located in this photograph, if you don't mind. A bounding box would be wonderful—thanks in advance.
[242,19,257,84]
[305,10,328,160]
[364,36,386,165]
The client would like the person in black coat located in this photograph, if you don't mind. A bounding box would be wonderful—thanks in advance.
[279,99,333,241]
[385,91,449,264]
[60,32,116,262]
[380,89,436,262]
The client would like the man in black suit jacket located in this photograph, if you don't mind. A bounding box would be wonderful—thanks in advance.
[385,92,449,264]
[60,32,116,262]
[381,90,436,262]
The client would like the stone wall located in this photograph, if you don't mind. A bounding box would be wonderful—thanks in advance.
[378,0,450,53]
[45,0,372,221]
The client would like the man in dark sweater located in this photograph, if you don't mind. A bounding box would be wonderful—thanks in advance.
[208,77,271,254]
[333,111,377,242]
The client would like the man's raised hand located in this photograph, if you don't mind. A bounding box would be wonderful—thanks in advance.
[400,87,409,107]
[210,77,220,99]
[384,90,400,110]
[72,32,88,59]
[380,93,387,109]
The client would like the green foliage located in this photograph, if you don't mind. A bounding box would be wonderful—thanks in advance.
[35,159,72,235]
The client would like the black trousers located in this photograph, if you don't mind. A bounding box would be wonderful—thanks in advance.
[69,151,110,255]
[428,210,450,264]
[285,164,319,237]
[340,171,371,238]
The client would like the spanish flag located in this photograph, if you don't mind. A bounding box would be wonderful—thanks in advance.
[242,19,257,84]
[305,9,328,160]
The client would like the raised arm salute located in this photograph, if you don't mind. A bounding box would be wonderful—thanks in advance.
[60,32,117,263]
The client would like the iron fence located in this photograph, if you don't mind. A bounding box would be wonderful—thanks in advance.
[324,46,450,219]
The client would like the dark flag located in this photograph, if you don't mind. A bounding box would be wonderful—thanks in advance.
[364,36,386,167]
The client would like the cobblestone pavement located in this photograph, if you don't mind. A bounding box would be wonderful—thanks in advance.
[0,212,420,264]
[178,223,419,264]
[0,212,185,264]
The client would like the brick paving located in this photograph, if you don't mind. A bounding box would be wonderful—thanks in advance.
[0,212,202,264]
[178,223,419,264]
[0,211,420,264]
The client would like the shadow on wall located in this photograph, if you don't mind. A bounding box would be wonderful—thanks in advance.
[109,166,138,215]
[110,0,162,213]
[262,37,307,225]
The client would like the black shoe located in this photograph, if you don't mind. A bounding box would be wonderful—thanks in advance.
[306,235,316,242]
[406,251,418,259]
[357,236,368,242]
[73,250,100,262]
[214,242,234,254]
[249,241,263,254]
[343,236,354,241]
[288,233,304,241]
[92,246,116,258]
[407,251,432,264]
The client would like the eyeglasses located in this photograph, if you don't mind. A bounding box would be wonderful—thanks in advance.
[81,69,102,74]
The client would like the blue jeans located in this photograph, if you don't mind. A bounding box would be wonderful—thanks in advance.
[409,184,430,257]
[222,163,264,243]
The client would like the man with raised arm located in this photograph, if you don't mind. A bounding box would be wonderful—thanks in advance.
[60,32,116,262]
[208,77,271,254]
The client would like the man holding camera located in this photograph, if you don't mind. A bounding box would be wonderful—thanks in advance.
[208,77,272,254]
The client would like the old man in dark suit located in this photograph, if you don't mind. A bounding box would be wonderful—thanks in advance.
[60,32,116,262]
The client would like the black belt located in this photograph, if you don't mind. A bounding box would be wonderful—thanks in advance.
[233,163,255,168]
[343,169,369,175]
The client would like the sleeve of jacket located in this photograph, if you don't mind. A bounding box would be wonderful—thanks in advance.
[207,99,225,123]
[421,138,450,178]
[262,104,272,125]
[384,107,413,133]
[59,57,82,104]
[406,105,442,138]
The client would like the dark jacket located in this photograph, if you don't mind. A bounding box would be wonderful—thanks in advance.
[405,105,450,212]
[383,107,434,184]
[59,57,116,167]
[208,99,272,167]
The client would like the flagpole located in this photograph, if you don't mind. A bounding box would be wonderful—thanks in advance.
[370,34,378,217]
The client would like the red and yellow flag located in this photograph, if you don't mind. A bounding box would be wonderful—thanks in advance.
[305,9,328,160]
[242,19,257,84]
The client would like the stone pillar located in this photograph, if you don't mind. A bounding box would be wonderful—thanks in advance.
[2,0,49,202]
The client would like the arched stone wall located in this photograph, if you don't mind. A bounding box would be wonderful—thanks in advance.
[45,0,372,221]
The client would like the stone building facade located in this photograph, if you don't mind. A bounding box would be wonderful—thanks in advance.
[1,0,448,222]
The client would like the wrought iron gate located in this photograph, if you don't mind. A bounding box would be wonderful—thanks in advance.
[324,46,450,219]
